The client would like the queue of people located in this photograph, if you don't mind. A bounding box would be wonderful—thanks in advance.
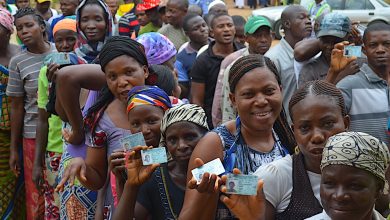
[0,0,390,219]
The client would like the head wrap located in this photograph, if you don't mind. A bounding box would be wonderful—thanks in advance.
[321,132,390,191]
[127,85,172,113]
[99,36,148,71]
[75,0,113,63]
[159,104,208,147]
[53,18,77,36]
[136,32,176,66]
[0,8,13,34]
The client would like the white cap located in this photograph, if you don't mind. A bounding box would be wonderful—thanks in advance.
[208,0,226,11]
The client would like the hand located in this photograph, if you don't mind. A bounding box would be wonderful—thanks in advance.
[32,163,44,190]
[330,41,357,73]
[9,149,21,177]
[125,146,159,187]
[350,22,363,46]
[220,168,266,220]
[336,60,360,83]
[109,149,126,178]
[62,127,85,145]
[55,157,86,192]
[46,63,60,82]
[187,158,221,194]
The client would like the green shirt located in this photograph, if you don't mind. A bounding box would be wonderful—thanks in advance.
[37,65,63,153]
[139,22,160,36]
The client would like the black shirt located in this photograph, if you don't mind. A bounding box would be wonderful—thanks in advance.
[190,41,243,128]
[137,164,184,220]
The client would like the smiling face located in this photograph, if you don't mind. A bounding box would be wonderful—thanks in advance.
[363,30,390,72]
[15,14,46,47]
[211,15,235,45]
[321,165,381,220]
[79,4,107,42]
[60,0,78,16]
[165,0,187,28]
[104,55,148,102]
[165,121,205,163]
[230,67,282,132]
[291,95,348,173]
[128,105,164,147]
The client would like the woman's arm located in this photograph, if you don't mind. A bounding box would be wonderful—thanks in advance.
[178,133,224,220]
[55,64,106,144]
[9,96,24,176]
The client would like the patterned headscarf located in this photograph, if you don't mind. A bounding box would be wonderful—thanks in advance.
[136,32,176,66]
[0,8,13,34]
[159,104,209,148]
[75,0,113,63]
[321,132,390,189]
[127,85,172,113]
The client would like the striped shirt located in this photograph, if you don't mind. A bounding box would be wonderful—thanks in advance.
[336,64,390,146]
[158,24,189,51]
[6,45,57,138]
[118,8,140,38]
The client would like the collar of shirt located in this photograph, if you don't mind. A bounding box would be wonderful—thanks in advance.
[185,38,213,54]
[280,38,294,60]
[361,63,387,84]
[207,40,242,59]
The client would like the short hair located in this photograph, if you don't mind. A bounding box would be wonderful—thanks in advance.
[188,4,202,16]
[288,80,346,122]
[167,0,189,10]
[232,15,246,28]
[363,22,390,43]
[183,13,200,32]
[210,13,230,28]
[14,7,45,27]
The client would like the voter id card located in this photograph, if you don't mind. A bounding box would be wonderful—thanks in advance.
[119,132,146,151]
[141,147,167,165]
[191,158,225,184]
[225,174,258,196]
[344,45,362,57]
[44,52,71,66]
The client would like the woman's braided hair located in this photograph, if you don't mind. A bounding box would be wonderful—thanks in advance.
[288,80,346,122]
[229,54,296,154]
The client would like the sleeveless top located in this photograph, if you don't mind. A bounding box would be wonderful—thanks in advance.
[276,153,323,219]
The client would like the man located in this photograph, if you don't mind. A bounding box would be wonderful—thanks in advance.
[265,5,312,121]
[48,0,78,41]
[212,15,273,126]
[307,0,331,20]
[190,13,242,128]
[299,13,359,85]
[137,0,162,36]
[106,0,121,35]
[35,0,58,21]
[232,15,246,48]
[118,0,140,38]
[207,0,227,15]
[175,13,209,98]
[336,22,390,146]
[158,0,189,50]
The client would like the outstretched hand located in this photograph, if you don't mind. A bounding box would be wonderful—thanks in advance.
[55,157,86,192]
[187,158,221,194]
[220,168,266,220]
[125,146,160,187]
[327,41,358,84]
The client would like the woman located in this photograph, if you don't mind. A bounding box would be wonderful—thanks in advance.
[113,104,209,220]
[6,7,56,220]
[218,80,350,219]
[75,0,112,63]
[0,7,24,220]
[55,36,168,218]
[180,54,296,219]
[307,132,389,220]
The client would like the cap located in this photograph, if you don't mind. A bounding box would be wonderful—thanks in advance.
[36,0,51,4]
[136,0,160,11]
[207,0,225,11]
[53,18,77,36]
[244,16,272,34]
[317,13,351,38]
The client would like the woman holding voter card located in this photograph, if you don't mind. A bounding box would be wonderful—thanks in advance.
[55,36,171,218]
[221,132,389,220]
[179,54,296,219]
[113,104,209,220]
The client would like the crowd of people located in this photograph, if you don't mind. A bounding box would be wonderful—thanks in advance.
[0,0,390,219]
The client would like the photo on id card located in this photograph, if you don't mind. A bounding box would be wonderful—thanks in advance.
[226,174,258,196]
[141,147,168,165]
